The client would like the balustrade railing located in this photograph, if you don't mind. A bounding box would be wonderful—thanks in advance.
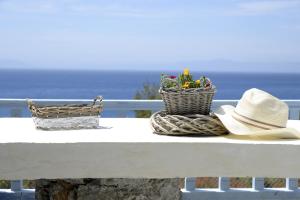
[1,98,300,200]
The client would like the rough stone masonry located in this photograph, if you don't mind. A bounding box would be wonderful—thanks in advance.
[35,178,181,200]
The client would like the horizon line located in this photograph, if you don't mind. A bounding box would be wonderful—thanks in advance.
[0,67,300,74]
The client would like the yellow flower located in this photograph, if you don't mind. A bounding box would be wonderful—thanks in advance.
[182,82,190,89]
[183,68,189,76]
[195,80,200,85]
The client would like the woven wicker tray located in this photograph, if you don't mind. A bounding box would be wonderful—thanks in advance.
[150,110,228,136]
[27,96,103,130]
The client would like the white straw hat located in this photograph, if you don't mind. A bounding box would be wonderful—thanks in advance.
[215,88,300,139]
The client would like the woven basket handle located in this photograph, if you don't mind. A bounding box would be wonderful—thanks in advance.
[27,99,35,110]
[26,99,38,117]
[93,96,103,105]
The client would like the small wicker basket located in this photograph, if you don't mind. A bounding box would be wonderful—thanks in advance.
[159,87,216,115]
[28,96,103,130]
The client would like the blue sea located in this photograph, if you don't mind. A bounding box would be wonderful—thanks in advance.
[1,69,300,117]
[1,69,300,99]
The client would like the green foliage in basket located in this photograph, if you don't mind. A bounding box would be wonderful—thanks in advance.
[161,68,213,90]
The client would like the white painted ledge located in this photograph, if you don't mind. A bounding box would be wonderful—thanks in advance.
[1,118,300,180]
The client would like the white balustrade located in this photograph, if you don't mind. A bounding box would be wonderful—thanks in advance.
[10,180,22,192]
[252,177,264,191]
[219,177,230,191]
[1,98,300,200]
[286,178,298,191]
[184,178,196,191]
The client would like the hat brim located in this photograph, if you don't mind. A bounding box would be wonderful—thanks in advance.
[215,105,300,139]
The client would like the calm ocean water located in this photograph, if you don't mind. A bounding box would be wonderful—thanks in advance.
[1,69,300,117]
[1,69,300,99]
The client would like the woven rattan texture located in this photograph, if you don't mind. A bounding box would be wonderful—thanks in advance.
[159,87,216,115]
[28,96,103,119]
[150,111,228,136]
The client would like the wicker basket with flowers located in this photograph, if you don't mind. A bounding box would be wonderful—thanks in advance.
[159,68,216,115]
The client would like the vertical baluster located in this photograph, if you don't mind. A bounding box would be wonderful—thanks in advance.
[11,180,23,192]
[10,108,24,192]
[286,178,298,191]
[184,177,196,191]
[286,107,299,190]
[287,108,299,191]
[219,177,230,191]
[289,109,300,120]
[252,177,264,191]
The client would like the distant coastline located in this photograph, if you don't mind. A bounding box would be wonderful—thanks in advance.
[1,68,300,74]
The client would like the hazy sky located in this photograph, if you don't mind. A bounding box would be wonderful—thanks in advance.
[0,0,300,71]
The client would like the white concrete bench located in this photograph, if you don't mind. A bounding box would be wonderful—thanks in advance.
[1,118,300,179]
[1,118,300,199]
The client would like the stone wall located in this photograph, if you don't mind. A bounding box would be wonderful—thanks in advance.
[35,178,181,200]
